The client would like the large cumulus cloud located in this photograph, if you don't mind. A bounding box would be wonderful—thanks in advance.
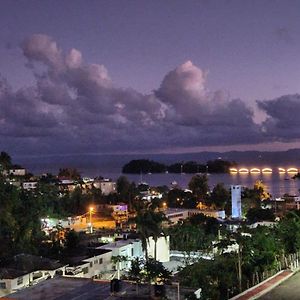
[257,94,300,141]
[0,34,269,155]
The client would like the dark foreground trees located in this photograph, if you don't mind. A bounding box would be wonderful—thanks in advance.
[0,178,43,261]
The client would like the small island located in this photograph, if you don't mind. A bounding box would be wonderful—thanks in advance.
[122,159,236,174]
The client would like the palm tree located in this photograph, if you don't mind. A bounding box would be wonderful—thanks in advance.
[130,200,167,261]
[111,255,128,279]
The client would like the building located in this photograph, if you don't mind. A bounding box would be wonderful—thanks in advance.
[0,254,66,295]
[231,185,242,219]
[5,168,26,176]
[58,179,79,193]
[164,208,225,225]
[22,181,38,190]
[107,203,129,224]
[147,236,170,262]
[94,179,116,195]
[64,249,112,279]
[97,238,144,271]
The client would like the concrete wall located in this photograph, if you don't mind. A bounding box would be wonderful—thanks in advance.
[147,236,170,262]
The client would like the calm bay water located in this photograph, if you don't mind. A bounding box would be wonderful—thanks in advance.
[102,172,300,198]
[15,153,300,198]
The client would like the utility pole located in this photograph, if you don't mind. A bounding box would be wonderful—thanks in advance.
[237,244,242,293]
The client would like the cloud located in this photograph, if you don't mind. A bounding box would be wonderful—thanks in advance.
[257,94,300,141]
[0,34,267,155]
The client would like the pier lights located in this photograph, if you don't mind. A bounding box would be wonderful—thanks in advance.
[262,168,272,174]
[250,168,261,174]
[287,168,298,174]
[239,168,249,174]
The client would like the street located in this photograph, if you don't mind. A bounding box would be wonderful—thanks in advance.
[259,271,300,300]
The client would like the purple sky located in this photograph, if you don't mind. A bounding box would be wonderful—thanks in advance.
[1,0,300,156]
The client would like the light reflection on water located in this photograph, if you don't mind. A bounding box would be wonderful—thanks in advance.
[104,172,300,198]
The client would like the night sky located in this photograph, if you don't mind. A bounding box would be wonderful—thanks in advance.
[1,0,300,157]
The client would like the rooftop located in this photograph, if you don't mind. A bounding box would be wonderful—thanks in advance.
[2,277,150,300]
[0,254,64,279]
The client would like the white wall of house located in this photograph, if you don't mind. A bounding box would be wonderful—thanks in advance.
[65,251,113,279]
[99,239,143,271]
[9,169,26,176]
[22,182,38,190]
[0,267,65,294]
[147,236,170,262]
[98,181,116,195]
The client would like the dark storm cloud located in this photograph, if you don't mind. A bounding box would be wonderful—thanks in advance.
[257,94,300,140]
[0,34,276,154]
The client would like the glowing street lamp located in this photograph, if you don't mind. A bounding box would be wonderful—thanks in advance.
[89,206,94,233]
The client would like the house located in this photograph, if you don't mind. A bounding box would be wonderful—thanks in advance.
[64,249,112,279]
[93,178,116,195]
[164,208,225,225]
[22,181,38,190]
[97,238,144,271]
[3,168,26,176]
[58,179,79,193]
[108,203,129,224]
[147,236,170,262]
[0,254,66,295]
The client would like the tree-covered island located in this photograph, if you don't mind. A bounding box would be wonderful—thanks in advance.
[122,159,236,174]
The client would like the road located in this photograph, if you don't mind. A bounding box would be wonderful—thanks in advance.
[259,271,300,300]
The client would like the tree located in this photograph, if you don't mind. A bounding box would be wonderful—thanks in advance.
[242,187,261,216]
[131,201,167,260]
[111,255,128,279]
[64,186,89,215]
[188,174,209,200]
[209,183,230,209]
[246,208,275,223]
[178,255,237,299]
[0,151,12,169]
[128,257,171,284]
[116,176,136,210]
[0,178,43,261]
[64,230,80,252]
[58,168,81,180]
[277,211,300,254]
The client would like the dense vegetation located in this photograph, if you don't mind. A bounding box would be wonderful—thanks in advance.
[122,159,236,174]
[175,212,300,299]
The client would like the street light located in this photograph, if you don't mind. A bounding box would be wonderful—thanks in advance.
[89,206,94,233]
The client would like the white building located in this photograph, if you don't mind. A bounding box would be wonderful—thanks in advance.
[147,236,170,262]
[0,254,66,295]
[22,181,38,190]
[64,249,113,279]
[231,185,242,219]
[7,168,26,176]
[164,208,225,225]
[94,179,116,195]
[98,238,144,271]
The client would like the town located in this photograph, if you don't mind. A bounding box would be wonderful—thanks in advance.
[1,151,300,299]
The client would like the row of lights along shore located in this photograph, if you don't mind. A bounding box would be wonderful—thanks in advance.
[229,167,299,174]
